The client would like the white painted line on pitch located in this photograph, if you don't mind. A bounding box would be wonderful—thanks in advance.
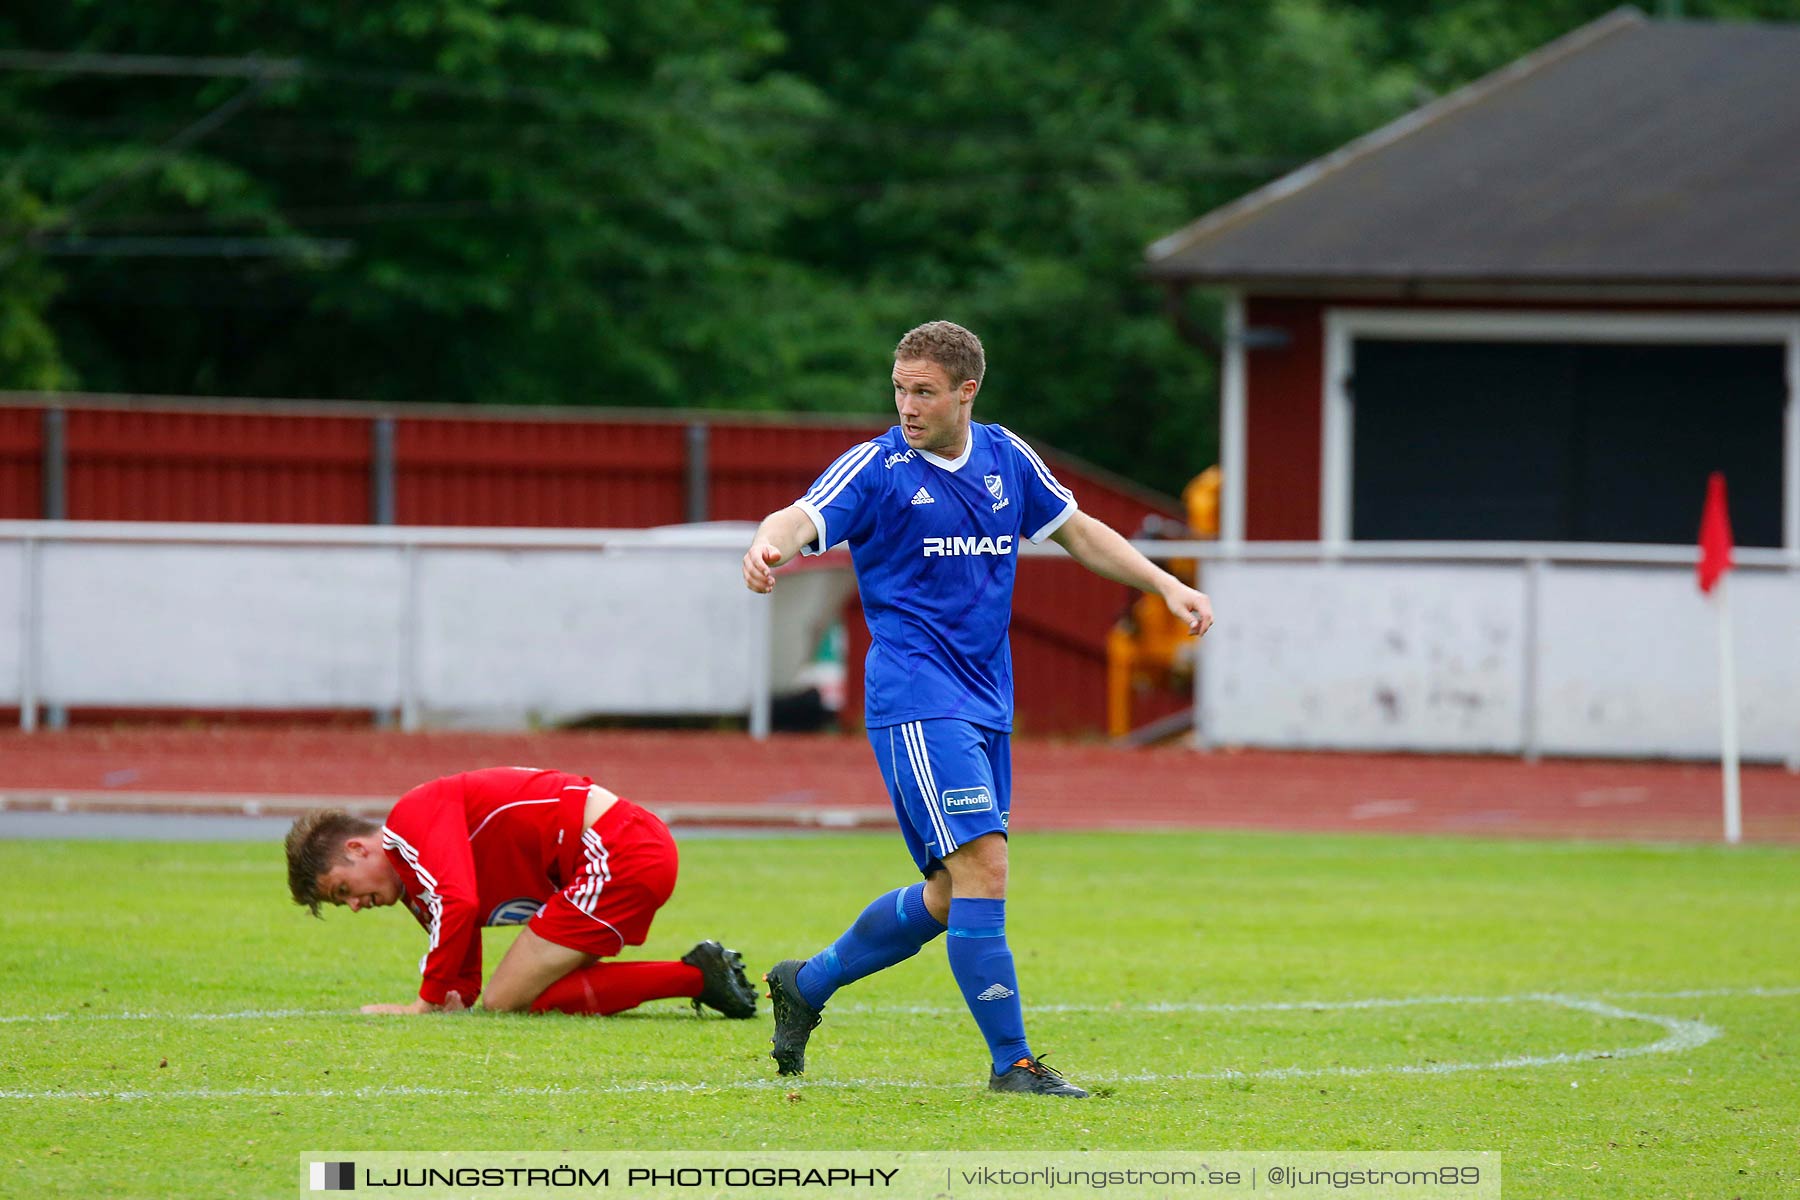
[0,1006,345,1025]
[1,984,1795,1026]
[1107,997,1718,1086]
[836,984,1800,1017]
[2,988,1786,1102]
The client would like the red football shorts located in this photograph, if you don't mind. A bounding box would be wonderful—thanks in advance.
[527,799,679,958]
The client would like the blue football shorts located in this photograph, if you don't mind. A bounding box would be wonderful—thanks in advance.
[868,718,1012,874]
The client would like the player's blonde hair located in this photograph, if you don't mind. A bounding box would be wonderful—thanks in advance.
[285,808,381,917]
[895,321,985,390]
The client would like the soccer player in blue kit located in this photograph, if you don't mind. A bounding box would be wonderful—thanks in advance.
[742,321,1213,1096]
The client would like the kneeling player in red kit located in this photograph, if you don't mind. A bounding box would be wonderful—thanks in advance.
[284,767,757,1019]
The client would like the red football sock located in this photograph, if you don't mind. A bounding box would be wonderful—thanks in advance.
[529,961,703,1016]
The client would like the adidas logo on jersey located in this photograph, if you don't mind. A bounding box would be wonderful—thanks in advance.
[910,486,935,505]
[976,983,1016,1001]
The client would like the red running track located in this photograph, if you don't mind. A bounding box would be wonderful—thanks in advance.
[1,729,1796,843]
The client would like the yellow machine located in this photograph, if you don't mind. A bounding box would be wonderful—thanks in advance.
[1106,466,1219,738]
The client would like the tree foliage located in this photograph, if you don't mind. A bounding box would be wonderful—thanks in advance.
[3,0,1798,492]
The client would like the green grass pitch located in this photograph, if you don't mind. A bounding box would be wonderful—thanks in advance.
[2,830,1796,1198]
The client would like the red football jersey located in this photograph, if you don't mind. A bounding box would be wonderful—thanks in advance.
[380,767,596,1005]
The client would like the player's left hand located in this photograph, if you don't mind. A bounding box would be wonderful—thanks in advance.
[1164,583,1214,637]
[743,541,784,594]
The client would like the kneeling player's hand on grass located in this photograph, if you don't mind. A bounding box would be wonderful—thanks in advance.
[360,998,444,1015]
[441,991,469,1013]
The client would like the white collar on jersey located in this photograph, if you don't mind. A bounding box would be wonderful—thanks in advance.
[918,433,974,472]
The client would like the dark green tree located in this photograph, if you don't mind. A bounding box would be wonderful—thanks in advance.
[1,1,839,405]
[6,0,1800,494]
[765,0,1419,491]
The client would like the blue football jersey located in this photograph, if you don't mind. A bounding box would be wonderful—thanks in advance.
[795,422,1078,731]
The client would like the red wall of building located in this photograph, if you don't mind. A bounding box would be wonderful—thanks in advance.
[1243,297,1324,540]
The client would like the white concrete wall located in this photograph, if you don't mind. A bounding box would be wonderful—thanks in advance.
[1201,562,1526,752]
[2,522,852,729]
[1535,566,1800,758]
[39,542,406,707]
[9,522,1793,760]
[414,550,755,716]
[1200,551,1800,761]
[0,541,22,704]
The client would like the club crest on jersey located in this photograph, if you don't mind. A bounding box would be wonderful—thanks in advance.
[486,898,543,926]
[985,474,1004,501]
[922,535,1014,557]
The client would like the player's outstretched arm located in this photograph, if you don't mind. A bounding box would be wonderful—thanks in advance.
[1050,511,1214,636]
[742,505,819,594]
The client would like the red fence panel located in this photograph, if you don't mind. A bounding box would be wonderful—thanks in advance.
[708,419,889,522]
[0,410,39,518]
[66,410,370,523]
[397,418,687,528]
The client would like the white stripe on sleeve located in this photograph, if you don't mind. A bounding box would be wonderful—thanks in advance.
[996,425,1075,504]
[1029,497,1079,543]
[381,827,443,957]
[802,441,882,508]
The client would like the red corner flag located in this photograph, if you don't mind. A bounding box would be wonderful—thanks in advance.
[1697,471,1734,594]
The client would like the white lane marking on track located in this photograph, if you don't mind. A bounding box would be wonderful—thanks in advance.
[1,987,1788,1101]
[1349,800,1417,820]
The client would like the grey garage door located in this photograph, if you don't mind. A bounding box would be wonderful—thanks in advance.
[1351,339,1785,546]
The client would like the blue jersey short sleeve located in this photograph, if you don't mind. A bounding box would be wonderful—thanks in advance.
[796,441,883,554]
[785,424,1078,732]
[992,424,1078,543]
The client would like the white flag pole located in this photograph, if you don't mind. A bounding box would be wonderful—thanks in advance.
[1716,574,1742,844]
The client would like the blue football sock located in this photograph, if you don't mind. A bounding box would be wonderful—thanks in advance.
[945,897,1031,1073]
[795,883,946,1011]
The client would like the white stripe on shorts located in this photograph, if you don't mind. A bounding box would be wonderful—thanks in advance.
[901,721,957,856]
[572,827,612,915]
